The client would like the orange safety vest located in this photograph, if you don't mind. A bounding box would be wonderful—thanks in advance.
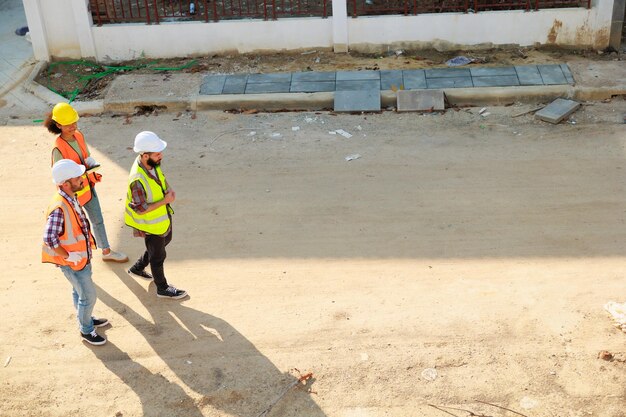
[52,131,101,206]
[42,193,96,271]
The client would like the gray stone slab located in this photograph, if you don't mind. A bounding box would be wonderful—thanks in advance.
[560,64,575,84]
[247,73,292,83]
[535,98,580,124]
[336,70,380,81]
[245,82,291,94]
[380,70,403,90]
[222,75,248,94]
[402,69,427,89]
[472,75,521,87]
[290,81,336,93]
[292,71,336,82]
[334,89,381,112]
[515,65,543,85]
[336,79,381,91]
[425,68,471,78]
[199,74,226,95]
[538,65,567,85]
[397,89,445,112]
[470,66,516,77]
[426,77,473,89]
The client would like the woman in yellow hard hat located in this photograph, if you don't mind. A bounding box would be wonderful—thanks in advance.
[44,102,128,263]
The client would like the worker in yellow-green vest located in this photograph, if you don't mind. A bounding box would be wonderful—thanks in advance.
[125,131,188,300]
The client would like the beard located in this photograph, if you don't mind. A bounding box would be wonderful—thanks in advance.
[147,158,161,168]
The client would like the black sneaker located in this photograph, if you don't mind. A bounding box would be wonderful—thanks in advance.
[81,330,107,346]
[92,318,109,328]
[128,267,153,280]
[157,286,188,300]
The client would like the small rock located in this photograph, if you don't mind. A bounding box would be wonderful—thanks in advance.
[598,350,613,361]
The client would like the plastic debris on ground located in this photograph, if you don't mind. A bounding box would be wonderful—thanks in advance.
[421,368,437,381]
[604,301,626,332]
[291,126,300,131]
[345,154,361,161]
[446,56,474,67]
[331,129,352,138]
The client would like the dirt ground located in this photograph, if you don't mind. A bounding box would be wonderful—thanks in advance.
[1,98,626,417]
[33,46,625,101]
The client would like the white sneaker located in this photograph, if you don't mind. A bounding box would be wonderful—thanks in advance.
[102,250,129,263]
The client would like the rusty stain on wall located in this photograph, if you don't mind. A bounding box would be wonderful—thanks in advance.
[547,19,563,44]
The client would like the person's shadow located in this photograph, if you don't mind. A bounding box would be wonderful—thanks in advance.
[91,268,325,417]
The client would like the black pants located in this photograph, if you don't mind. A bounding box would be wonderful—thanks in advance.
[133,229,172,292]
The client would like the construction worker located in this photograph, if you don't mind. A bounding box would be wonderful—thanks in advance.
[125,131,188,300]
[43,159,109,346]
[44,102,128,263]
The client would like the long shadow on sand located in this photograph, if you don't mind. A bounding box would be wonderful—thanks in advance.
[91,267,324,417]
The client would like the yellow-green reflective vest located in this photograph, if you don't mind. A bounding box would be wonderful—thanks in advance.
[125,158,172,235]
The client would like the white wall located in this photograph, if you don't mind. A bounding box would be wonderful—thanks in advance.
[92,18,334,61]
[23,0,616,61]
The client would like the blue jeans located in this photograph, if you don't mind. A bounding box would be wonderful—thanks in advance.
[60,264,97,334]
[83,187,110,250]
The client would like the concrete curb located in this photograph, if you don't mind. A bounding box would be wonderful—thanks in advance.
[0,60,37,99]
[24,64,626,114]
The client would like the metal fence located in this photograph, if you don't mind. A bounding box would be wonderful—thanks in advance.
[89,0,590,25]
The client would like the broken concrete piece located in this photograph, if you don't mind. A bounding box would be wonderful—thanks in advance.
[397,90,445,112]
[534,98,580,124]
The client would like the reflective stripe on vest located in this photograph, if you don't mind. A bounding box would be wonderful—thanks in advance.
[52,131,93,206]
[41,193,95,271]
[124,157,171,235]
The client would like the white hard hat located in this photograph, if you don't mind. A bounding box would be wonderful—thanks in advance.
[133,131,167,153]
[52,159,85,184]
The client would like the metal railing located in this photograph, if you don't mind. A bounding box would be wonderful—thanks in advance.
[90,0,590,24]
[89,0,329,24]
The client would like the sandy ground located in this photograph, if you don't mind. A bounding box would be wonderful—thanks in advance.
[1,100,626,417]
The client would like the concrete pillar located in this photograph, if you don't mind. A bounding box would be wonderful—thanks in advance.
[332,0,349,53]
[609,0,625,49]
[22,0,50,61]
[71,0,97,59]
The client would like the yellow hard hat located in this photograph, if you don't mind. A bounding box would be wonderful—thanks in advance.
[51,103,79,126]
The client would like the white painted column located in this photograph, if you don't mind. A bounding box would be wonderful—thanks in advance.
[332,0,349,53]
[71,0,97,59]
[22,0,50,61]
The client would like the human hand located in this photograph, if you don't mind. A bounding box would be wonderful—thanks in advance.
[65,252,82,265]
[164,191,176,204]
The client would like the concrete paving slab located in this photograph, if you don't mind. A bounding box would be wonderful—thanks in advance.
[397,89,445,112]
[290,81,336,93]
[104,73,202,111]
[534,98,580,124]
[380,70,403,90]
[426,77,473,88]
[245,82,291,94]
[222,75,248,94]
[292,71,336,82]
[403,70,427,89]
[336,80,381,91]
[336,70,380,81]
[560,64,575,84]
[199,75,226,95]
[247,73,292,83]
[538,65,567,85]
[334,89,381,112]
[425,68,471,78]
[515,65,544,85]
[470,66,516,77]
[472,75,521,87]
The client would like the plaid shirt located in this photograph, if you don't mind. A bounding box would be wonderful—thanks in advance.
[43,190,92,261]
[129,166,170,237]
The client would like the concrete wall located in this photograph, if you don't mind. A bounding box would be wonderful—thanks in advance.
[23,0,617,62]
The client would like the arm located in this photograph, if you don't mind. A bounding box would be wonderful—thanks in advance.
[129,180,175,214]
[43,208,69,258]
